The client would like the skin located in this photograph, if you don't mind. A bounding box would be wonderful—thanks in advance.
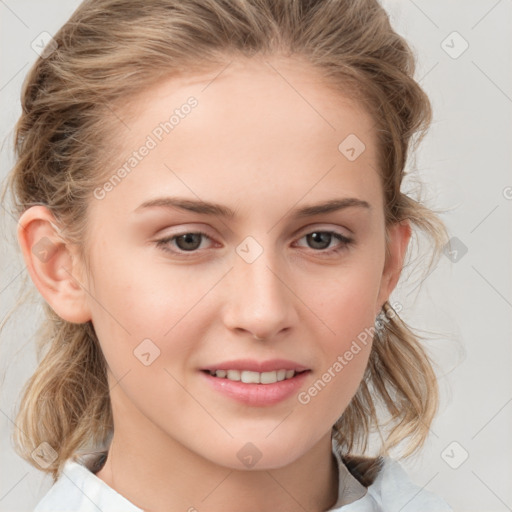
[18,55,411,512]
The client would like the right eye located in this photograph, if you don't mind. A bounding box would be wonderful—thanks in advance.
[155,231,215,254]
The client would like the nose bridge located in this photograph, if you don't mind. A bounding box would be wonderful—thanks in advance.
[223,240,296,338]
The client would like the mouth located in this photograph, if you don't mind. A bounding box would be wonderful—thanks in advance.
[202,368,309,384]
[200,362,311,406]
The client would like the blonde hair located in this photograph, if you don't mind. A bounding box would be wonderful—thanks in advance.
[1,0,449,483]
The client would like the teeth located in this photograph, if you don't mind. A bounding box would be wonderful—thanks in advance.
[226,369,241,381]
[260,371,277,384]
[241,370,260,384]
[210,369,298,384]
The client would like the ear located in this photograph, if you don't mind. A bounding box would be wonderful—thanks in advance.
[375,219,412,316]
[17,205,92,323]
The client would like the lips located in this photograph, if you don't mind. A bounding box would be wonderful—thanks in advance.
[200,359,311,406]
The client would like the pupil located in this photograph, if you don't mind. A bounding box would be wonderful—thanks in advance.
[178,233,201,251]
[309,232,330,249]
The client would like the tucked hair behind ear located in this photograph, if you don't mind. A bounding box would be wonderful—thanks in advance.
[1,0,449,482]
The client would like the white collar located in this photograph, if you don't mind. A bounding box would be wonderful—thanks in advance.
[329,437,369,508]
[34,439,452,511]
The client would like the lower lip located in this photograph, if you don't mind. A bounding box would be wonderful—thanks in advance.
[201,371,310,406]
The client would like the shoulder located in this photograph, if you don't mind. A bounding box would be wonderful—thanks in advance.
[340,454,453,511]
[33,458,143,512]
[368,457,453,510]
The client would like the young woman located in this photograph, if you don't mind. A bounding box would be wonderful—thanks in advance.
[3,0,453,510]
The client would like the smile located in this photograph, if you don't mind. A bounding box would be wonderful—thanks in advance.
[206,369,302,384]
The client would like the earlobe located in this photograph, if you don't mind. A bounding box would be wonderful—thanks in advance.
[375,220,412,315]
[17,205,92,324]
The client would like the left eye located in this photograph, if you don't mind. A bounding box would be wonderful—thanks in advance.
[155,230,353,255]
[295,231,353,254]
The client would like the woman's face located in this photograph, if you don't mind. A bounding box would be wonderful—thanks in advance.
[79,56,407,469]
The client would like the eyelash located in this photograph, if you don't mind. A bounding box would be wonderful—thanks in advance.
[155,229,354,257]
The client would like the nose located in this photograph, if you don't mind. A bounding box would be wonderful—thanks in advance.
[220,249,298,341]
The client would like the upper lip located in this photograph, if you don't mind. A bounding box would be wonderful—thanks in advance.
[201,359,309,373]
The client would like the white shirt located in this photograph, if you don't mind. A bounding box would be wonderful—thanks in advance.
[34,439,453,511]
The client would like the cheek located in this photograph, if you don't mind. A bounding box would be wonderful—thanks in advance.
[86,249,206,373]
[315,261,382,342]
[321,282,375,384]
[299,264,380,415]
[86,248,239,405]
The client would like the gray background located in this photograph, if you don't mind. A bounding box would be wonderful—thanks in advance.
[1,1,511,511]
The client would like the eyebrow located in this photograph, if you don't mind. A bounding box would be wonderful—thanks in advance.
[134,196,371,218]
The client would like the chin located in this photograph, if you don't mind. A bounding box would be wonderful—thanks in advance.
[198,434,315,471]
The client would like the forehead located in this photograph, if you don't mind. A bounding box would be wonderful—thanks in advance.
[93,56,382,221]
